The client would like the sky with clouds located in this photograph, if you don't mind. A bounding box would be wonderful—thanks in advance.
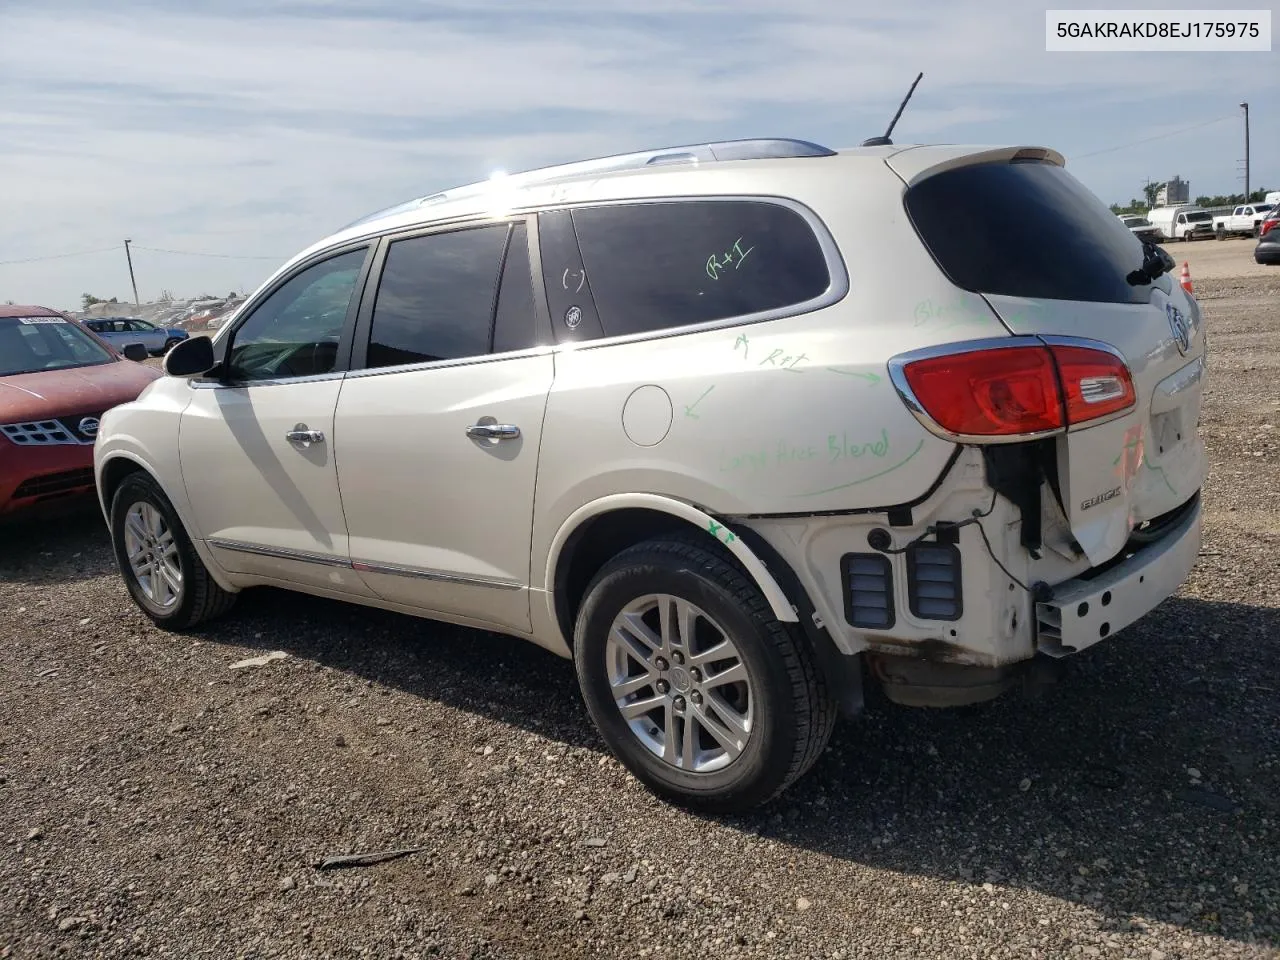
[1,0,1276,310]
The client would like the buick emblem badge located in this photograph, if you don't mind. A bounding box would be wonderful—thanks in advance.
[1165,304,1190,356]
[78,417,100,438]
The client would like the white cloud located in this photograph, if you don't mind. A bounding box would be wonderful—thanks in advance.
[0,0,1276,308]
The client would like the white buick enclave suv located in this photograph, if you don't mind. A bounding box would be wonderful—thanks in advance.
[94,138,1206,811]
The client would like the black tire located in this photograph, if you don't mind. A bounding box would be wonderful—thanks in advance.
[110,471,236,630]
[573,536,836,812]
[163,338,183,353]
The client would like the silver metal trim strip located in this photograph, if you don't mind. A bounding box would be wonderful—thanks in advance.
[207,538,350,567]
[350,558,522,590]
[206,538,522,590]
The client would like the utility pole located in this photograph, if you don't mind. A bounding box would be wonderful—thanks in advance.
[1239,102,1250,201]
[123,239,140,306]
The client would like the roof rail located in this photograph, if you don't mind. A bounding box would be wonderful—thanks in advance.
[340,138,835,230]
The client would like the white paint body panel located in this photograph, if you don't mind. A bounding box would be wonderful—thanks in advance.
[333,354,555,630]
[178,379,375,596]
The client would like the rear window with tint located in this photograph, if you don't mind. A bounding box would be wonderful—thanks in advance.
[568,200,831,338]
[904,161,1152,304]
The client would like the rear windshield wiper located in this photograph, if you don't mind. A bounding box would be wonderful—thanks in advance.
[1128,240,1174,285]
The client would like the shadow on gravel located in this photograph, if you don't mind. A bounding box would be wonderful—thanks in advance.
[0,506,114,585]
[211,586,1279,948]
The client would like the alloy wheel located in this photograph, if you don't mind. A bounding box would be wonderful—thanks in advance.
[604,594,754,773]
[122,501,183,609]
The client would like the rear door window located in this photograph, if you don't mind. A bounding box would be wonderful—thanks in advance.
[367,225,508,368]
[562,200,831,339]
[904,161,1153,304]
[364,221,537,368]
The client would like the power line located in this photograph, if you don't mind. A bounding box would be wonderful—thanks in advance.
[131,245,284,261]
[0,243,287,267]
[0,246,118,266]
[1072,115,1236,160]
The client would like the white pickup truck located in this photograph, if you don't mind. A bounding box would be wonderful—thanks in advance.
[1214,203,1275,239]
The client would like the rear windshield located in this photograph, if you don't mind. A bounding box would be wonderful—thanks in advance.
[904,161,1152,304]
[0,316,115,377]
[1256,204,1274,213]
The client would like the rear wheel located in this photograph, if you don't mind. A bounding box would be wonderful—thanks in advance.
[110,472,236,629]
[163,337,183,353]
[573,537,836,812]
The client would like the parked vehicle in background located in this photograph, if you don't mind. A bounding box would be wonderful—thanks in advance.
[81,317,189,355]
[1213,203,1274,239]
[94,137,1206,811]
[1264,191,1280,207]
[1147,205,1214,242]
[1255,228,1280,265]
[1,306,160,518]
[1257,205,1280,239]
[1118,214,1160,243]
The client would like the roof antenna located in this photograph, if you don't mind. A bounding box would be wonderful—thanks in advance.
[861,72,923,147]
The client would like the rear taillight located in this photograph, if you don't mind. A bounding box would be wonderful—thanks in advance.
[1052,344,1136,423]
[890,337,1134,441]
[895,346,1062,437]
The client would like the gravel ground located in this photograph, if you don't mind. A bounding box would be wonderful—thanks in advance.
[3,272,1279,960]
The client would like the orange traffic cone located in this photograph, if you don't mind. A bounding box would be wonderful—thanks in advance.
[1180,261,1193,295]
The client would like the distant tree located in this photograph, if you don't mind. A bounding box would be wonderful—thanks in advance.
[108,296,118,303]
[159,288,175,301]
[229,290,238,299]
[1249,187,1271,203]
[3,299,14,305]
[81,293,103,310]
[1142,181,1160,209]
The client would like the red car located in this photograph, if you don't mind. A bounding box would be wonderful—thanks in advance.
[1260,206,1280,238]
[1,304,161,518]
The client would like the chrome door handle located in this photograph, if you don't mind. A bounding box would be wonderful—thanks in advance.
[286,426,325,446]
[466,423,521,441]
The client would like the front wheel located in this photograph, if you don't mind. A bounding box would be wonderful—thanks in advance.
[110,472,236,629]
[573,537,836,812]
[163,337,183,353]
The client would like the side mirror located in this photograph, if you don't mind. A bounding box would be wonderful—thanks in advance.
[122,342,149,362]
[163,335,216,378]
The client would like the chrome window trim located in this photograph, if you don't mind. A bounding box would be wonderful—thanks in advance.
[343,343,555,380]
[206,538,521,590]
[535,194,850,352]
[190,369,348,390]
[328,194,847,374]
[246,195,845,377]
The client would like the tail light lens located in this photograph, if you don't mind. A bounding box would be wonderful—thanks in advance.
[1052,344,1136,424]
[898,346,1063,436]
[893,339,1134,440]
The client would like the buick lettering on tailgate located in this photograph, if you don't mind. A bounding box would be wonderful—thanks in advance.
[1081,486,1122,511]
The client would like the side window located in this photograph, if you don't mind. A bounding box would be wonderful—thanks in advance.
[492,223,538,354]
[567,201,832,338]
[50,324,104,362]
[227,247,367,382]
[366,224,510,368]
